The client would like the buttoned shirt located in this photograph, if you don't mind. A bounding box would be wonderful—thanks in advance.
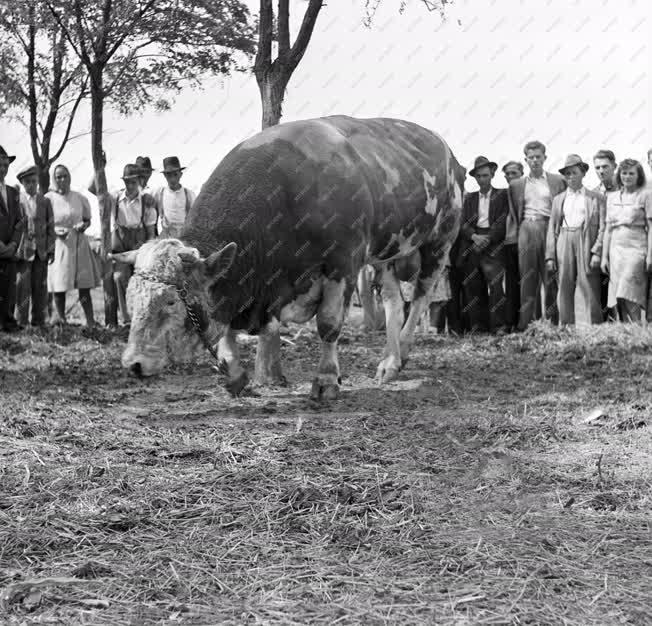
[523,171,552,219]
[114,190,157,228]
[562,187,585,228]
[158,186,196,226]
[477,190,491,227]
[0,183,7,210]
[594,180,616,196]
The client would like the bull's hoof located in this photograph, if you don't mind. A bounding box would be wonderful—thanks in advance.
[375,367,399,384]
[310,380,340,401]
[226,371,249,397]
[253,372,289,387]
[375,356,401,384]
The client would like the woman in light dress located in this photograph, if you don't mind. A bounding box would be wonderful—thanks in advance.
[601,159,652,322]
[46,165,101,326]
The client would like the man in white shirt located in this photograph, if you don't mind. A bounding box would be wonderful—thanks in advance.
[508,141,566,330]
[592,149,617,320]
[154,156,196,238]
[111,164,158,325]
[545,155,604,325]
[455,156,509,333]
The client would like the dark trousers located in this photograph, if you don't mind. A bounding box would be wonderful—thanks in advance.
[15,256,48,326]
[0,259,17,329]
[460,247,507,333]
[504,243,520,330]
[446,265,465,333]
[518,219,558,329]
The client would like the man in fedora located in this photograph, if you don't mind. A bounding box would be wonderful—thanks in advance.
[545,155,604,325]
[153,156,196,238]
[508,140,566,330]
[456,156,509,333]
[14,165,55,327]
[110,163,158,325]
[136,156,154,194]
[0,146,24,332]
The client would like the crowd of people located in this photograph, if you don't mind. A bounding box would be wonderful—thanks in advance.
[429,143,652,335]
[1,140,651,335]
[0,150,195,331]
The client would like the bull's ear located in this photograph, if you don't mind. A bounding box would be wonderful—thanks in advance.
[111,250,139,265]
[204,242,237,280]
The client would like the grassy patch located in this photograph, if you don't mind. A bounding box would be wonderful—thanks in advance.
[1,321,650,624]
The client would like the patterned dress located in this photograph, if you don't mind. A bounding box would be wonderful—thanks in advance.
[604,189,652,308]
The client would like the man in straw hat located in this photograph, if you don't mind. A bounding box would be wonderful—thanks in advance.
[456,156,510,333]
[0,145,24,332]
[545,154,605,325]
[14,165,55,327]
[153,156,196,238]
[508,140,566,330]
[110,163,158,325]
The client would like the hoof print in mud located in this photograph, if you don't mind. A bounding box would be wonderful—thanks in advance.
[310,380,340,401]
[226,372,249,397]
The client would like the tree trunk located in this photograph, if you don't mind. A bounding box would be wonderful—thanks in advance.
[90,75,117,327]
[257,70,289,129]
[37,164,50,195]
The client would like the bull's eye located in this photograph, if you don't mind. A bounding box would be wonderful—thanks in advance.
[166,298,176,307]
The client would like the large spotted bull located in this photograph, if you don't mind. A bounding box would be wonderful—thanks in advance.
[116,116,465,399]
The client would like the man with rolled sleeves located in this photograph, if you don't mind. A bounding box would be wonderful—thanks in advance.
[508,141,566,330]
[456,156,509,333]
[0,145,24,332]
[15,165,55,327]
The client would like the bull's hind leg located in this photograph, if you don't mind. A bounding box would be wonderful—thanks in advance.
[375,264,404,384]
[254,318,287,386]
[399,244,445,364]
[311,276,352,401]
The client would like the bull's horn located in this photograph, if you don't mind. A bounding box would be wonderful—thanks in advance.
[112,249,139,265]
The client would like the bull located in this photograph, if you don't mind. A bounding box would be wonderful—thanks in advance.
[115,116,465,399]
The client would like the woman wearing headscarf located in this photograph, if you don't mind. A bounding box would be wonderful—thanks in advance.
[601,159,652,322]
[46,164,101,326]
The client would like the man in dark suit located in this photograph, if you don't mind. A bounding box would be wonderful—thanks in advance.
[0,145,24,332]
[456,156,509,333]
[15,165,55,327]
[508,140,566,330]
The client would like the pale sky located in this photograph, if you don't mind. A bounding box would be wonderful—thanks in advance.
[1,0,650,236]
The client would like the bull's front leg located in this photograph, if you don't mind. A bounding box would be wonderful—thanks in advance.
[375,264,404,384]
[254,318,287,386]
[311,276,351,401]
[217,327,249,397]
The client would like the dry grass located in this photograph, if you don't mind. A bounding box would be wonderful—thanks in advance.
[0,318,650,625]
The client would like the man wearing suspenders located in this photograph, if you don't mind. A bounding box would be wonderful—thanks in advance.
[111,164,158,325]
[154,156,196,238]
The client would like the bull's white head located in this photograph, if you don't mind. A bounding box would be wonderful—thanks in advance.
[114,238,237,377]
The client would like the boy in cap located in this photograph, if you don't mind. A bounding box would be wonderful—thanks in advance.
[153,156,196,238]
[15,165,55,327]
[111,163,158,325]
[545,154,604,325]
[0,145,24,332]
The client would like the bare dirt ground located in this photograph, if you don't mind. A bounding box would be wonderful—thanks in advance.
[1,307,651,625]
